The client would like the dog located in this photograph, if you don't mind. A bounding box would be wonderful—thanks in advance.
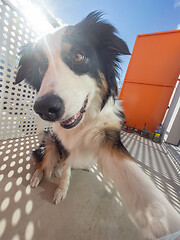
[15,11,180,240]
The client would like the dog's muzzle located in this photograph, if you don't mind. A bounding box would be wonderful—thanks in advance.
[34,93,64,122]
[60,95,88,129]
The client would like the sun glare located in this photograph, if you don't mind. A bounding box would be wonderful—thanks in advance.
[10,0,55,33]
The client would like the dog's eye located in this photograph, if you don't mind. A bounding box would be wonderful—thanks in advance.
[73,53,84,63]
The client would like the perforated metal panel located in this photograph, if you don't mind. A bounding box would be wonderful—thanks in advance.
[0,0,51,140]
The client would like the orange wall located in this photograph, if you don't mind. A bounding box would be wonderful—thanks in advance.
[118,30,180,132]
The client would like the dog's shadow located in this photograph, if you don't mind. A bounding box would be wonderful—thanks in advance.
[37,176,58,204]
[30,169,89,205]
[15,162,59,204]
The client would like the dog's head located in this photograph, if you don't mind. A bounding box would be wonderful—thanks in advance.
[15,11,130,129]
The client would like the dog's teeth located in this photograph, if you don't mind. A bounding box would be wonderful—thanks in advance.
[60,97,88,128]
[70,118,75,123]
[76,112,80,118]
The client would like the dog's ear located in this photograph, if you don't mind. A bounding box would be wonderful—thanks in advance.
[109,34,131,56]
[77,11,130,100]
[77,11,130,56]
[14,43,48,91]
[15,43,34,85]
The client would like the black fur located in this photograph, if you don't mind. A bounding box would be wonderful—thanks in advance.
[62,11,130,109]
[53,133,69,160]
[15,43,48,91]
[115,109,126,120]
[32,147,45,163]
[102,129,131,157]
[15,11,130,110]
[61,30,102,85]
[32,131,69,163]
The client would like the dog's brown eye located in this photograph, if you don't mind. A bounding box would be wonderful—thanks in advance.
[73,53,84,63]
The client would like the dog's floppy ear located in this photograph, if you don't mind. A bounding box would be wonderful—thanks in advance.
[15,43,34,85]
[14,43,48,91]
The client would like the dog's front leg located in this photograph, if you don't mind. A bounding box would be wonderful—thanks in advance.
[30,149,44,188]
[30,166,44,188]
[53,163,71,204]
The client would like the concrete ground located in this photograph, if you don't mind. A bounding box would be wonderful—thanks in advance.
[165,142,180,161]
[0,132,179,240]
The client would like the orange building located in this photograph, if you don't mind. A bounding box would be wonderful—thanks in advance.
[118,30,180,132]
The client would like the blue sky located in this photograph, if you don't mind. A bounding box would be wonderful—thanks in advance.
[43,0,180,83]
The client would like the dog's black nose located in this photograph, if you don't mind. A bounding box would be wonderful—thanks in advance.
[34,94,64,122]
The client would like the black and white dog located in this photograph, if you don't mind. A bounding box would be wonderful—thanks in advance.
[15,11,180,239]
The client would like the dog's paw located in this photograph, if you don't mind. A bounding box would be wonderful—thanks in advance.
[135,203,168,240]
[53,187,67,204]
[30,169,43,188]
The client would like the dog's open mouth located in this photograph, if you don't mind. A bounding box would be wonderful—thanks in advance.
[60,96,88,129]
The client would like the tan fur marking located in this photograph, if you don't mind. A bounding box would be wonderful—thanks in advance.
[35,162,43,170]
[62,43,72,52]
[98,71,108,99]
[99,71,108,92]
[99,128,131,159]
[42,140,59,176]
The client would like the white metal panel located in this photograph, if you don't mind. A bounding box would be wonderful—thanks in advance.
[0,0,50,140]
